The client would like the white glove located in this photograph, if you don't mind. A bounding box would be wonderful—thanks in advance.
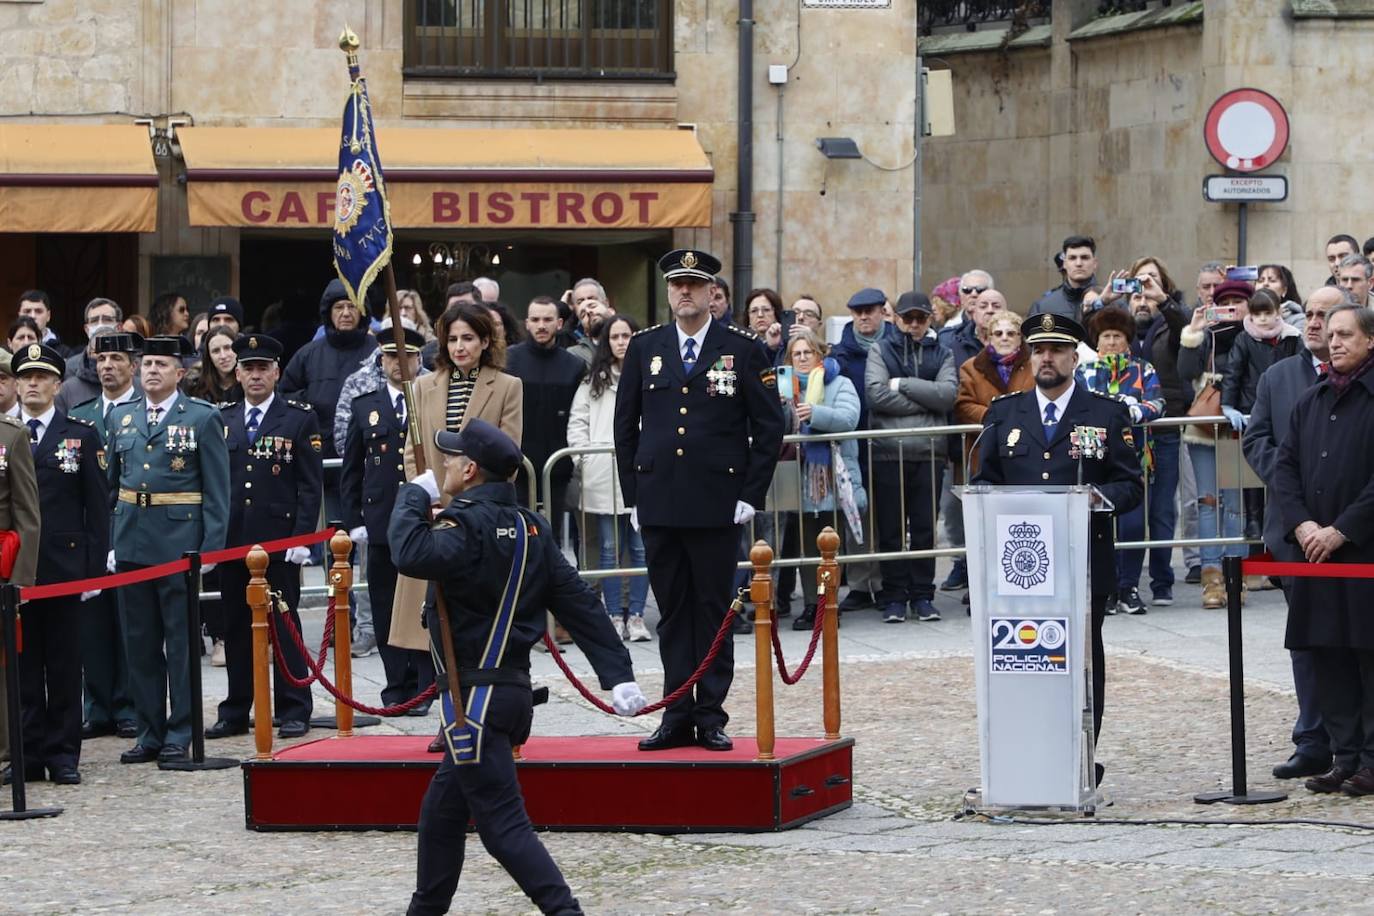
[1129,404,1143,424]
[80,590,101,602]
[106,550,116,574]
[202,562,217,574]
[733,501,756,525]
[348,525,369,547]
[611,681,648,717]
[629,506,640,533]
[413,470,441,504]
[285,546,312,565]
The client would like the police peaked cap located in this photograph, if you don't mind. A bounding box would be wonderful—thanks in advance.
[434,418,523,479]
[12,342,65,379]
[1022,312,1085,346]
[232,334,284,364]
[378,328,426,354]
[658,248,721,282]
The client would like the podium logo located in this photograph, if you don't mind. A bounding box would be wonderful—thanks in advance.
[990,617,1069,674]
[1001,521,1051,590]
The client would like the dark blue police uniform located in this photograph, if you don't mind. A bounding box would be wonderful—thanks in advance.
[613,249,784,749]
[210,334,323,735]
[341,360,435,707]
[390,423,634,916]
[15,344,110,782]
[972,313,1143,741]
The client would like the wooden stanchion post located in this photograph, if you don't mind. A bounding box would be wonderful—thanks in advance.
[818,527,842,740]
[330,530,355,738]
[751,540,775,761]
[247,546,273,761]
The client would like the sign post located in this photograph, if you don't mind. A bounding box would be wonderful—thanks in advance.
[1203,89,1290,265]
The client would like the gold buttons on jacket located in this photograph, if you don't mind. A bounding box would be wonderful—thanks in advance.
[681,386,689,394]
[246,464,253,472]
[245,482,252,489]
[1042,472,1050,480]
[679,407,687,415]
[676,448,684,456]
[678,427,686,435]
[1043,452,1051,459]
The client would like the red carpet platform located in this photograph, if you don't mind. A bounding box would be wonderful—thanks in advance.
[243,734,854,832]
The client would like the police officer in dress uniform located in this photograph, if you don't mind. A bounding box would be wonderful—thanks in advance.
[69,331,142,742]
[0,349,40,783]
[107,336,230,765]
[11,345,107,786]
[341,326,435,712]
[972,313,1143,766]
[205,334,322,740]
[390,419,647,916]
[613,249,784,752]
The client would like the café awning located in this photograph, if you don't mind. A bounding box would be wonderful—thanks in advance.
[177,126,714,230]
[0,124,158,233]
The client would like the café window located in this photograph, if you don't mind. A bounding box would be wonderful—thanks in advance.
[404,0,673,79]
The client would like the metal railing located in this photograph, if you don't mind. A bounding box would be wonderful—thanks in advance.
[540,416,1265,583]
[403,0,674,80]
[918,0,1051,35]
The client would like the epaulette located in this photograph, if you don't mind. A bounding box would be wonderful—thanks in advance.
[185,396,218,409]
[0,414,21,428]
[67,416,95,428]
[1089,389,1123,402]
[727,324,759,340]
[989,391,1020,402]
[632,323,666,337]
[286,399,313,411]
[219,400,241,410]
[70,395,100,413]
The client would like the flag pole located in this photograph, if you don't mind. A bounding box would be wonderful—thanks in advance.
[339,25,462,715]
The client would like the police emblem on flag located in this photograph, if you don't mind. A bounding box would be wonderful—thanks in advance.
[1000,520,1051,591]
[334,160,377,237]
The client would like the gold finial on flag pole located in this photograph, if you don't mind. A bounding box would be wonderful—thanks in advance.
[339,24,361,63]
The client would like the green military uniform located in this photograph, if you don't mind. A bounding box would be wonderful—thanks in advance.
[0,408,41,767]
[106,346,230,758]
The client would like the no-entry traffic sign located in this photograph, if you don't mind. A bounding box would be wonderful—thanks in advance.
[1203,89,1290,173]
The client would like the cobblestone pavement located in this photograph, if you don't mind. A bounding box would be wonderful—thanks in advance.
[5,562,1374,914]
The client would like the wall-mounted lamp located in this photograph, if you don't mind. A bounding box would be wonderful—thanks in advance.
[815,137,861,159]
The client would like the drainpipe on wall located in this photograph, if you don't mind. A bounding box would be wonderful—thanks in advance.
[730,0,755,315]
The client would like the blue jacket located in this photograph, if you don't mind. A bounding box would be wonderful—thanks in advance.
[936,318,982,370]
[830,321,897,430]
[784,372,867,515]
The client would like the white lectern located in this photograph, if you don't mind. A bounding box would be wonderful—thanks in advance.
[960,485,1098,812]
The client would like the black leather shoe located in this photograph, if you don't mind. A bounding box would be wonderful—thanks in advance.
[115,719,139,739]
[1342,766,1374,796]
[206,719,248,739]
[1,764,45,785]
[120,744,161,764]
[1306,765,1356,793]
[792,606,816,631]
[49,765,81,785]
[697,727,733,752]
[731,614,752,635]
[427,731,446,754]
[1273,752,1332,780]
[157,743,188,763]
[82,721,115,740]
[277,720,309,739]
[837,590,874,612]
[405,701,433,718]
[637,724,696,752]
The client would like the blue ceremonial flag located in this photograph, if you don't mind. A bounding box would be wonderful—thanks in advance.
[332,28,393,307]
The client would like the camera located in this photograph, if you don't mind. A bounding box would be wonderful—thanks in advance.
[1111,277,1143,295]
[1226,265,1259,281]
[1205,305,1240,323]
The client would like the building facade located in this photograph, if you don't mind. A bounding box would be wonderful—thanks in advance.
[0,0,918,344]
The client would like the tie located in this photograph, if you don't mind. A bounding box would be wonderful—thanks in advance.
[1043,402,1058,437]
[246,406,261,444]
[147,405,162,427]
[395,393,406,426]
[682,338,697,370]
[26,418,40,453]
[1318,361,1330,377]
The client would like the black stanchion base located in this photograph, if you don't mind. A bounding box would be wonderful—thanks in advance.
[0,806,62,820]
[310,715,381,730]
[158,757,240,772]
[1194,789,1288,805]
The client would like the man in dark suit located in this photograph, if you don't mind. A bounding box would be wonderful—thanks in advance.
[614,249,785,752]
[68,331,142,742]
[973,312,1143,749]
[1243,286,1343,781]
[206,334,323,741]
[11,344,108,785]
[107,336,230,765]
[341,326,434,711]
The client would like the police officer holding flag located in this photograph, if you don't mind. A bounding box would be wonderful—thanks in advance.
[972,312,1141,768]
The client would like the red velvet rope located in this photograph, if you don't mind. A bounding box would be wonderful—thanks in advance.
[264,595,337,688]
[545,595,745,716]
[770,592,827,685]
[1243,553,1374,579]
[268,597,437,716]
[19,527,338,602]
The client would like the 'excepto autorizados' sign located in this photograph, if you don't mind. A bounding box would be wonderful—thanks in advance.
[1203,175,1288,203]
[990,618,1069,675]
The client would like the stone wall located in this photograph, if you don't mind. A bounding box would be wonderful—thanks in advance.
[0,0,918,321]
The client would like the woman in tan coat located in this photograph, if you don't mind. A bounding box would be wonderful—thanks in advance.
[390,302,523,652]
[954,309,1035,478]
